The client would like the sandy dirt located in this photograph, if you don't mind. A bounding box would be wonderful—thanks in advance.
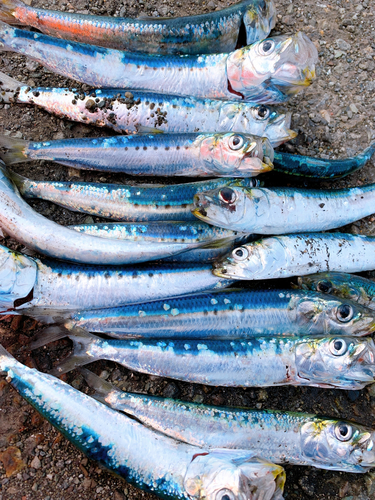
[0,0,375,499]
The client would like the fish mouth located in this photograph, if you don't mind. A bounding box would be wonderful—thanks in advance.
[192,193,210,220]
[212,261,229,277]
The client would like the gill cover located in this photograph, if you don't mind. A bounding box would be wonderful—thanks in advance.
[0,244,37,310]
[184,449,285,500]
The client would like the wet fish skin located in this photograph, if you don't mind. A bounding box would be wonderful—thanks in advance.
[273,142,375,179]
[11,170,258,222]
[0,244,233,314]
[213,233,375,281]
[0,23,317,104]
[0,132,274,178]
[193,184,375,234]
[296,272,375,310]
[0,0,276,54]
[67,221,241,246]
[0,72,294,146]
[83,369,375,473]
[42,328,375,390]
[0,345,286,500]
[65,288,375,338]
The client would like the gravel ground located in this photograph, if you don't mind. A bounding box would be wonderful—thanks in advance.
[1,0,375,499]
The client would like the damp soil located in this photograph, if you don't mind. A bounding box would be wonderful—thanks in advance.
[0,0,375,499]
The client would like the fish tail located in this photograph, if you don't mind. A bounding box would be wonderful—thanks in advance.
[0,0,25,25]
[0,343,16,373]
[0,70,23,103]
[360,140,375,162]
[81,368,118,405]
[0,134,30,164]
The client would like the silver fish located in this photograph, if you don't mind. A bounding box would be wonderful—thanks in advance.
[0,132,274,178]
[193,184,375,233]
[34,327,375,390]
[83,369,375,473]
[0,24,317,104]
[0,72,295,146]
[213,233,375,281]
[0,345,286,500]
[0,244,232,315]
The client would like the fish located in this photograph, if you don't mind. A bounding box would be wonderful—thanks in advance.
[66,221,243,245]
[0,0,277,54]
[0,345,286,500]
[213,233,375,281]
[0,72,295,146]
[0,23,317,104]
[0,162,244,265]
[295,272,375,310]
[192,183,375,234]
[0,243,233,315]
[8,168,259,222]
[0,132,274,178]
[32,327,375,390]
[83,368,375,473]
[272,142,375,179]
[57,288,375,338]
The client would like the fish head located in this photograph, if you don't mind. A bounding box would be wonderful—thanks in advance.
[296,273,371,305]
[243,0,277,45]
[295,337,375,389]
[0,244,37,311]
[193,185,270,231]
[292,294,375,336]
[212,239,275,280]
[198,133,274,177]
[184,449,285,500]
[227,32,318,95]
[220,102,296,147]
[300,419,375,472]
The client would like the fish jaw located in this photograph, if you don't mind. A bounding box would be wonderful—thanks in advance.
[227,32,318,98]
[192,187,250,231]
[265,111,297,147]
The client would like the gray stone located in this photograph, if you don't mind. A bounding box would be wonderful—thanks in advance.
[336,39,351,51]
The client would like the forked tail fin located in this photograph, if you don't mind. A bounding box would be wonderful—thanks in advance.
[0,135,30,164]
[29,325,98,376]
[0,70,24,103]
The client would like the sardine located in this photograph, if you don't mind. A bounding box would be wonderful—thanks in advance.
[34,327,375,390]
[0,23,317,103]
[0,72,295,146]
[193,184,375,233]
[0,345,286,500]
[213,233,375,280]
[0,163,243,265]
[83,369,375,473]
[0,244,232,315]
[0,0,276,54]
[60,288,375,338]
[296,272,375,310]
[273,142,375,179]
[0,132,274,177]
[8,169,258,222]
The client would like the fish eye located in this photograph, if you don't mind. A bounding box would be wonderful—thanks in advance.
[232,246,249,261]
[317,280,333,294]
[329,338,348,356]
[254,105,270,121]
[216,489,236,500]
[335,422,353,442]
[219,187,237,204]
[228,134,244,151]
[259,39,275,55]
[337,304,354,323]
